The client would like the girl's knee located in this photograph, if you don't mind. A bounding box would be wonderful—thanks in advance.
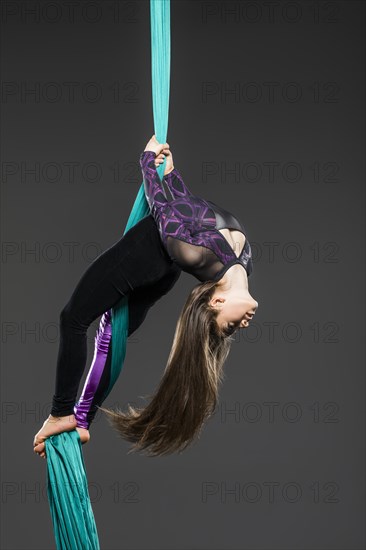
[59,302,89,331]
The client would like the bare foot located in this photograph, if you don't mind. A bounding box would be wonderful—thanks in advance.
[33,414,90,459]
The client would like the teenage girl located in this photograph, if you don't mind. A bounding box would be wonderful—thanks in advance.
[33,135,258,458]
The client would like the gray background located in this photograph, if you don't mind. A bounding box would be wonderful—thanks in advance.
[1,0,365,549]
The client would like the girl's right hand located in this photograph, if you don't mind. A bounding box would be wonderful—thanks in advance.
[144,134,169,156]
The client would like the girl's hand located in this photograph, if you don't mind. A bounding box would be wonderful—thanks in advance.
[155,148,174,176]
[33,414,90,459]
[144,134,169,156]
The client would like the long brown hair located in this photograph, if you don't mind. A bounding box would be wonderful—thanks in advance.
[99,279,236,457]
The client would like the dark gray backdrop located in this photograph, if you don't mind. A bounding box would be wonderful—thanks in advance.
[1,0,365,549]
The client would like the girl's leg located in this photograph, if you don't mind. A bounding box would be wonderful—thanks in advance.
[50,228,138,417]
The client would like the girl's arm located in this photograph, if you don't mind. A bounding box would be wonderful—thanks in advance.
[163,165,194,199]
[141,149,194,206]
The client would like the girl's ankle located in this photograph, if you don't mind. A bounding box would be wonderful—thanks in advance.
[48,414,76,424]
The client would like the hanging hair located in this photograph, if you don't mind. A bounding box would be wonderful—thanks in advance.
[99,279,236,457]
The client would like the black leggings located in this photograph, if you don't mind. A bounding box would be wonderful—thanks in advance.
[50,214,181,418]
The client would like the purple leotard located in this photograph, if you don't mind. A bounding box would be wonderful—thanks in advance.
[73,150,253,428]
[140,150,253,282]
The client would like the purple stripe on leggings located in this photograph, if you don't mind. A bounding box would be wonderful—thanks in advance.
[73,309,112,429]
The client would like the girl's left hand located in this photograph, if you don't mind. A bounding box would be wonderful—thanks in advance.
[155,148,174,175]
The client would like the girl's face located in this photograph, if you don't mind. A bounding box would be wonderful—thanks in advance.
[211,287,258,331]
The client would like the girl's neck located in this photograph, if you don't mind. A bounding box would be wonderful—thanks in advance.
[219,264,248,292]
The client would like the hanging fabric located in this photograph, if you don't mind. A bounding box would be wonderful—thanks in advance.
[45,2,171,548]
[109,0,171,390]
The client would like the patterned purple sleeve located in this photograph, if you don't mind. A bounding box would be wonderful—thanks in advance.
[139,150,168,213]
[163,166,194,199]
[140,150,195,206]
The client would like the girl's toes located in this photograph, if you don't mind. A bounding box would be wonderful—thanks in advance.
[34,442,45,454]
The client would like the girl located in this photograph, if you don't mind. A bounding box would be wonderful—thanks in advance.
[33,135,258,457]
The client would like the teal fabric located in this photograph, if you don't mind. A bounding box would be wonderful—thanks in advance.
[45,431,100,549]
[109,0,171,390]
[45,2,171,548]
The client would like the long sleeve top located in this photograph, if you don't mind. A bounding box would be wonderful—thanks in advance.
[140,150,253,282]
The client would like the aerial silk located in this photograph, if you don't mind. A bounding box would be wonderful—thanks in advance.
[109,0,171,392]
[44,1,171,548]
